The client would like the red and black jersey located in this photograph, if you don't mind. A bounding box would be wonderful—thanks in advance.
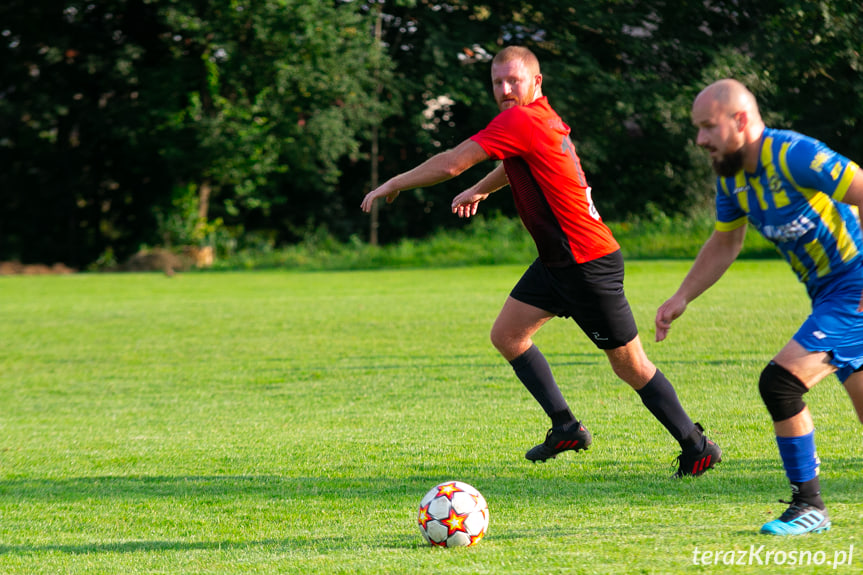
[471,97,619,266]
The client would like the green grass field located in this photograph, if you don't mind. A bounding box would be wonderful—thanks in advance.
[1,261,861,574]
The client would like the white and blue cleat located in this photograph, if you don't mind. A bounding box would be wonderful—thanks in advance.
[760,501,831,535]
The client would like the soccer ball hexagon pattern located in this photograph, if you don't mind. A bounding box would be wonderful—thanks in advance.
[417,481,489,547]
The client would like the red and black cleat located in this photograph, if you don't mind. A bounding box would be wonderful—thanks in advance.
[673,423,722,478]
[526,423,592,462]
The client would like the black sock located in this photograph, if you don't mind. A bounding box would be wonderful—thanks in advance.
[636,369,702,450]
[681,424,706,452]
[551,409,578,430]
[510,344,575,428]
[792,477,825,510]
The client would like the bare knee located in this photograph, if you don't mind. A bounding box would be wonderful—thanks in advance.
[489,325,506,355]
[490,297,553,362]
[609,361,655,389]
[490,324,530,361]
[605,337,655,389]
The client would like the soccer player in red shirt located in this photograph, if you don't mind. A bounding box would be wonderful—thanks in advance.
[361,46,720,477]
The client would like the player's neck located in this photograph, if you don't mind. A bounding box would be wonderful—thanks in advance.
[743,126,766,174]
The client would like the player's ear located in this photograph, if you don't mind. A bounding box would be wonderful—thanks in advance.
[735,111,747,131]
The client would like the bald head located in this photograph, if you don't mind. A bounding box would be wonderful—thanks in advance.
[692,79,765,176]
[694,79,761,121]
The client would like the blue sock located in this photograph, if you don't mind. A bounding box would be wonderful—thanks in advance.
[776,431,819,483]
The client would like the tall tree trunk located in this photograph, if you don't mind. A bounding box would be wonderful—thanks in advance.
[198,179,211,222]
[369,5,383,246]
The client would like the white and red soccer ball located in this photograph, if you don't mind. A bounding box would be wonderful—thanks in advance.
[417,481,489,547]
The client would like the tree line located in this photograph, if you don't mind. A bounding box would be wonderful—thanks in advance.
[1,0,860,268]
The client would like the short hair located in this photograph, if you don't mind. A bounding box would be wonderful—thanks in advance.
[492,46,540,75]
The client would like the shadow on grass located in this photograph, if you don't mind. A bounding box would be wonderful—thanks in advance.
[288,350,607,371]
[2,456,859,503]
[1,457,859,555]
[275,353,770,382]
[0,534,422,556]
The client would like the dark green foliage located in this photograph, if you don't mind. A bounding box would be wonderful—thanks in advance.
[199,212,778,272]
[0,1,860,267]
[0,0,389,266]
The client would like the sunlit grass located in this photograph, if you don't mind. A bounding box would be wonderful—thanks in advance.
[1,262,860,574]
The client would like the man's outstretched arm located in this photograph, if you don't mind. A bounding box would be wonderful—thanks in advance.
[360,139,489,213]
[655,225,746,342]
[452,163,509,218]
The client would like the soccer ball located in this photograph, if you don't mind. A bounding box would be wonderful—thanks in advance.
[417,481,489,547]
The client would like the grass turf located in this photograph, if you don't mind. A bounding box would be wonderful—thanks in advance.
[1,261,861,573]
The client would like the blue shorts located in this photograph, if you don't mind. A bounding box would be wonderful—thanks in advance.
[794,281,863,383]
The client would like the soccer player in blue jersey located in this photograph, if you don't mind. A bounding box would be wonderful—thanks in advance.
[655,78,863,535]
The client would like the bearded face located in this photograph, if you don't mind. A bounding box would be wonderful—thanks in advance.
[692,92,748,178]
[712,147,745,178]
[491,59,540,112]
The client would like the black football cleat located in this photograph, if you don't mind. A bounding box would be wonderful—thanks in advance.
[526,422,592,462]
[673,423,722,478]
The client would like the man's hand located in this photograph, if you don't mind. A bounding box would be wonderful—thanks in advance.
[361,185,400,213]
[451,190,489,218]
[655,294,688,342]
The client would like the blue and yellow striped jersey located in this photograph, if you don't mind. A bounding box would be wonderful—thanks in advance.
[715,128,863,299]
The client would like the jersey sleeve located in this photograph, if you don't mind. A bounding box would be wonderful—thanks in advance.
[782,135,860,202]
[714,176,747,232]
[470,107,534,161]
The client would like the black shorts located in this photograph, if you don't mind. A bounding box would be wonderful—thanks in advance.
[509,251,638,350]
